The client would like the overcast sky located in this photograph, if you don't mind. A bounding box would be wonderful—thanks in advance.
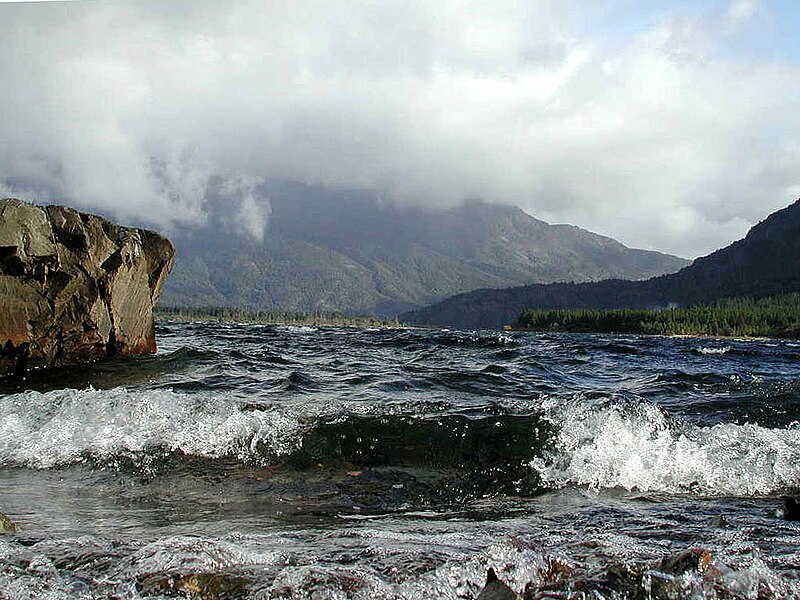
[1,0,799,258]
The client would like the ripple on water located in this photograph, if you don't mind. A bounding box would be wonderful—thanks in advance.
[3,325,800,598]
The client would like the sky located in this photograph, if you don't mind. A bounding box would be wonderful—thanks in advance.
[1,0,799,258]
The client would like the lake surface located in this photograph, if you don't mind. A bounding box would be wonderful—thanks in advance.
[1,322,800,598]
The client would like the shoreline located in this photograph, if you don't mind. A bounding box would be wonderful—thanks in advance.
[155,308,408,329]
[506,326,788,342]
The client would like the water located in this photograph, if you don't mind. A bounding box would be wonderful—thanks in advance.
[1,323,800,599]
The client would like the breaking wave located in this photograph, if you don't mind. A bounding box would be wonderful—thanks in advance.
[0,387,304,470]
[533,394,800,495]
[3,384,800,498]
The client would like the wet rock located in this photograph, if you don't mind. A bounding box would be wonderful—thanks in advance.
[137,571,249,599]
[602,562,649,599]
[476,568,522,600]
[708,514,731,528]
[782,496,800,520]
[591,548,721,600]
[0,510,17,532]
[0,199,175,377]
[657,547,716,575]
[522,558,575,599]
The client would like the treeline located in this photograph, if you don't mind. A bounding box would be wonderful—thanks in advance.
[156,306,401,328]
[517,294,800,338]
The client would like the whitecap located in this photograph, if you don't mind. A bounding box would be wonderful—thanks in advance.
[532,394,800,496]
[0,387,304,469]
[696,346,731,355]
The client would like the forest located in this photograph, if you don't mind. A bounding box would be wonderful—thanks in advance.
[156,305,400,328]
[516,294,800,338]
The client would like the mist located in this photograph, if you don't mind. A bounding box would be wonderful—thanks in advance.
[1,0,799,258]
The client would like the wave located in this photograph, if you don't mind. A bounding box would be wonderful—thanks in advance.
[532,394,800,495]
[0,386,552,500]
[275,325,318,334]
[694,346,731,355]
[3,383,800,498]
[0,387,305,470]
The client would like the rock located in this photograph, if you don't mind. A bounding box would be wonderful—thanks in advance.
[783,496,800,520]
[0,510,17,532]
[708,514,731,528]
[657,548,715,575]
[137,571,248,599]
[595,548,722,600]
[476,568,522,600]
[0,199,175,376]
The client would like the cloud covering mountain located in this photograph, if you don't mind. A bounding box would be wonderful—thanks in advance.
[160,182,688,315]
[2,0,800,257]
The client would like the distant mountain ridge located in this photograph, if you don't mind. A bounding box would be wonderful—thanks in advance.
[161,181,687,315]
[402,198,800,329]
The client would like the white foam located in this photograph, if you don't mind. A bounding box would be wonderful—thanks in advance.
[533,395,800,495]
[696,346,731,355]
[0,387,304,469]
[276,325,318,333]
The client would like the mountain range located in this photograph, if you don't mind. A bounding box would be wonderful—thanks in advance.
[161,181,687,315]
[402,198,800,329]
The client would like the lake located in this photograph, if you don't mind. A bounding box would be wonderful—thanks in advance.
[1,322,799,598]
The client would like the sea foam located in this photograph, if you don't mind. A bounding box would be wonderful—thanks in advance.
[533,394,800,495]
[0,387,304,469]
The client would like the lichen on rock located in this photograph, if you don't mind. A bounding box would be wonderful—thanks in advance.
[0,198,175,377]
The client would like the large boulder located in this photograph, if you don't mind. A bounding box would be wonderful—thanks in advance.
[0,199,175,377]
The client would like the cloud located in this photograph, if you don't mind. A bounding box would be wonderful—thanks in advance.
[0,0,798,258]
[726,0,761,27]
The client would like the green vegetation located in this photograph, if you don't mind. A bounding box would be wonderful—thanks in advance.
[404,199,800,330]
[156,305,401,328]
[517,294,800,338]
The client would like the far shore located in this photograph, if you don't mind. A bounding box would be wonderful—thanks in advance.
[505,325,791,342]
[155,306,407,329]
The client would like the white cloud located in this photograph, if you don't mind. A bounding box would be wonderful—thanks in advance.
[0,0,798,258]
[727,0,761,27]
[223,176,269,243]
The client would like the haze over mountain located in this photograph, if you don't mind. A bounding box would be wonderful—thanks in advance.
[160,182,687,315]
[403,198,800,329]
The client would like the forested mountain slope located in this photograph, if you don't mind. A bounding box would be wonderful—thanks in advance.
[402,199,800,329]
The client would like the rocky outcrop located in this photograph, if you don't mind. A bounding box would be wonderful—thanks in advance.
[0,199,175,377]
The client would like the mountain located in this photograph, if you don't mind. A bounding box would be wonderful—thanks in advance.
[160,181,687,315]
[402,198,800,329]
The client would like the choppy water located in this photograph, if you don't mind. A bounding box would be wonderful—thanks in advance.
[1,323,800,599]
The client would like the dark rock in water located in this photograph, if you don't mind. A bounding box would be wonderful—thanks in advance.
[601,562,652,600]
[521,557,574,599]
[783,496,800,520]
[0,510,17,532]
[708,514,731,528]
[476,568,521,600]
[0,199,175,377]
[596,548,720,600]
[137,571,248,599]
[657,548,715,575]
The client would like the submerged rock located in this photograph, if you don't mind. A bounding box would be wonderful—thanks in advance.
[0,199,175,377]
[137,571,248,599]
[783,496,800,520]
[0,510,17,532]
[657,547,716,575]
[476,568,522,600]
[708,514,731,528]
[596,548,722,600]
